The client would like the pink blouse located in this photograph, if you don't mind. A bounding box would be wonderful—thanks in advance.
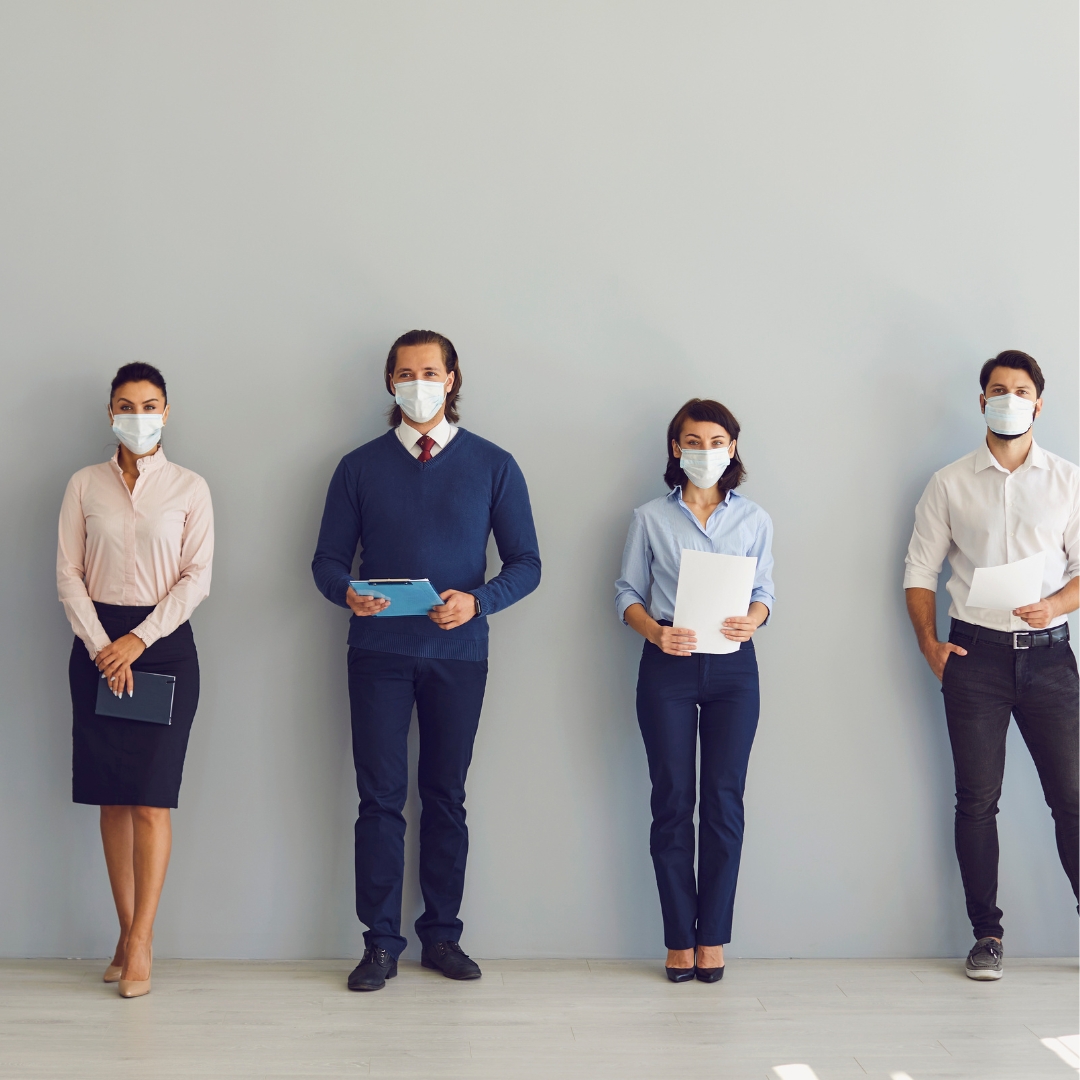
[57,449,214,658]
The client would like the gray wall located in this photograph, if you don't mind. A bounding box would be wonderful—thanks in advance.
[1,1,1076,960]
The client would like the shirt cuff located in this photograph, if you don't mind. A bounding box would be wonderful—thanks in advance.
[903,570,939,591]
[616,591,647,625]
[131,623,160,649]
[87,631,111,661]
[750,591,773,625]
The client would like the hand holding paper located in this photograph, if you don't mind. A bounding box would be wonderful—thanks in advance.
[1012,596,1060,629]
[965,552,1045,611]
[673,550,758,655]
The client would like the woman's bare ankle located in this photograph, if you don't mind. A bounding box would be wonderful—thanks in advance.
[121,935,152,980]
[696,944,724,967]
[111,932,130,967]
[666,948,695,969]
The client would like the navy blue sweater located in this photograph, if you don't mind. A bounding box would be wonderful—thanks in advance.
[311,429,541,661]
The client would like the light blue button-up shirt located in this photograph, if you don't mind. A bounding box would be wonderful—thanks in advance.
[615,487,775,625]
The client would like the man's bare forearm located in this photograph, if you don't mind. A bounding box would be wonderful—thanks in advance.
[1051,576,1079,617]
[905,588,939,652]
[906,586,966,680]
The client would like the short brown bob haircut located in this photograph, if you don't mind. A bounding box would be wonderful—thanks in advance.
[980,350,1044,398]
[664,398,746,496]
[384,329,462,427]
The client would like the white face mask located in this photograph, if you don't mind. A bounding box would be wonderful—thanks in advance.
[983,393,1035,437]
[111,413,164,455]
[678,445,733,490]
[394,379,447,423]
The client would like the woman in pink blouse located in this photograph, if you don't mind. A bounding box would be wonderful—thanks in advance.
[57,362,213,999]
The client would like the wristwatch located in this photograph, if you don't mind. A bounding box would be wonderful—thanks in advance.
[474,596,482,617]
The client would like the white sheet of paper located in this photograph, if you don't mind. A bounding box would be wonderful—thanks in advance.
[965,552,1045,611]
[672,550,758,655]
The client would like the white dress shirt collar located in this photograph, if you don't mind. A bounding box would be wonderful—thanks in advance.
[974,437,1047,475]
[395,417,456,457]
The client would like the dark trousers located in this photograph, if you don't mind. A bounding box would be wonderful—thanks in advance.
[347,647,488,958]
[635,639,760,950]
[942,625,1079,941]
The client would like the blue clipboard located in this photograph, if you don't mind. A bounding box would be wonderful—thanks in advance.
[349,578,444,618]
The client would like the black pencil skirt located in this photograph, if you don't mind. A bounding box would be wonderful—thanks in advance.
[70,602,200,808]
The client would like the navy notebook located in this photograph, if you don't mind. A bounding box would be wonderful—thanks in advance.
[95,671,175,725]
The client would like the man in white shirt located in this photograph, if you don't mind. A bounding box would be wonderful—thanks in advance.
[904,350,1078,982]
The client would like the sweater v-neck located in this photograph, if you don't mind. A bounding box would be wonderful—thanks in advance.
[388,426,471,470]
[312,425,541,662]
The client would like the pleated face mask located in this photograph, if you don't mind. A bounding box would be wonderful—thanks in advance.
[394,379,446,423]
[678,446,733,490]
[983,393,1035,437]
[111,413,164,455]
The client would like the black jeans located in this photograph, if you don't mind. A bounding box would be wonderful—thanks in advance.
[942,625,1079,940]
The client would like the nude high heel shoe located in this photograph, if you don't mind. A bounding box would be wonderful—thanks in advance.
[118,946,152,998]
[103,964,123,984]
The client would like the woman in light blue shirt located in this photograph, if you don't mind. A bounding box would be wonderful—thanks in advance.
[615,398,774,983]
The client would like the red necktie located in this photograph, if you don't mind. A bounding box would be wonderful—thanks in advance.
[416,435,435,463]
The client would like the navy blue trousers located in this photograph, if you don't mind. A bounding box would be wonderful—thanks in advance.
[636,639,760,950]
[347,647,488,958]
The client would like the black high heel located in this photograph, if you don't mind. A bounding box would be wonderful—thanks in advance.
[665,965,696,983]
[696,964,724,983]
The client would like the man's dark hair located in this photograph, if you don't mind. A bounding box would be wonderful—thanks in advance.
[979,350,1045,398]
[110,362,167,403]
[384,330,461,427]
[664,398,746,495]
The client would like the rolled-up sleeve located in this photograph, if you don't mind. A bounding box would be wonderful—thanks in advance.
[903,472,951,591]
[131,478,214,647]
[749,510,775,619]
[615,510,651,623]
[1065,477,1079,581]
[57,475,111,659]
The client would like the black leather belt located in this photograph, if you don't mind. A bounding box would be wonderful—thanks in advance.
[951,618,1070,650]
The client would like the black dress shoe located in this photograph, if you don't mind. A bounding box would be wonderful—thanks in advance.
[421,941,482,980]
[347,947,397,991]
[696,965,725,983]
[665,965,696,983]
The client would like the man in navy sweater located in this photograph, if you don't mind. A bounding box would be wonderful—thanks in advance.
[312,330,541,992]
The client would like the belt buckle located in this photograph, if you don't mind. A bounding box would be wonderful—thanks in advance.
[1012,632,1031,650]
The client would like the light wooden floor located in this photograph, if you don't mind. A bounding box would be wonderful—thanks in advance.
[0,957,1075,1079]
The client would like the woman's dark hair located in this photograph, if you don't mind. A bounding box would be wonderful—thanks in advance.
[383,329,461,426]
[664,398,746,495]
[110,362,167,404]
[979,349,1045,398]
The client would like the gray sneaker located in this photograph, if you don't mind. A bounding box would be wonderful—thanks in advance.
[965,937,1003,980]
